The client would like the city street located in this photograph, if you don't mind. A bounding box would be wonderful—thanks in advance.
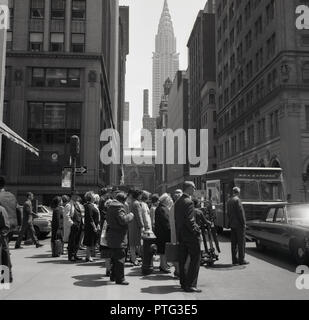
[1,233,308,300]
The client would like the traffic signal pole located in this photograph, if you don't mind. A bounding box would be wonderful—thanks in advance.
[70,135,80,194]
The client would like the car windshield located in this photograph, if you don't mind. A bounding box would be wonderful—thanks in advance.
[287,205,309,225]
[235,180,259,201]
[260,181,284,201]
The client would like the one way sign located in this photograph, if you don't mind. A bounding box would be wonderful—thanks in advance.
[75,166,87,175]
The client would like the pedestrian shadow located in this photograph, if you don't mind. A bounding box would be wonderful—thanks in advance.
[76,261,104,267]
[246,247,296,273]
[25,254,53,259]
[72,274,110,287]
[141,285,183,295]
[142,274,176,281]
[37,259,74,265]
[206,263,246,271]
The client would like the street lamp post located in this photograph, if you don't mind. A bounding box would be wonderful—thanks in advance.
[70,135,80,194]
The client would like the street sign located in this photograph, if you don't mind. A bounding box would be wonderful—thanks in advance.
[61,168,72,188]
[75,166,87,175]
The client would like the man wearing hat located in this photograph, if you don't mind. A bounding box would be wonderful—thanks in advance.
[175,181,202,293]
[227,187,249,265]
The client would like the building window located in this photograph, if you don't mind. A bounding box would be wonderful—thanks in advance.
[247,125,255,147]
[6,31,13,50]
[231,136,237,155]
[30,0,45,19]
[26,102,82,175]
[306,106,309,130]
[72,0,86,20]
[29,32,43,51]
[32,68,81,87]
[71,33,85,52]
[269,110,279,137]
[51,0,66,20]
[50,32,64,52]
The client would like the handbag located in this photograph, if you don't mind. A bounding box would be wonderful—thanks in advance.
[165,242,180,262]
[51,239,63,257]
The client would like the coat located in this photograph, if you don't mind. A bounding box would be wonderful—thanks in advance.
[63,202,73,243]
[169,203,177,244]
[174,193,201,243]
[106,200,134,249]
[154,203,171,254]
[23,199,35,224]
[227,195,246,229]
[51,206,63,242]
[83,202,100,247]
[141,201,152,231]
[128,200,144,247]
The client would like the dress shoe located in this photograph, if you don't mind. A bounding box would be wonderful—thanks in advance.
[36,243,44,248]
[184,287,202,293]
[74,256,83,261]
[85,258,93,262]
[14,245,22,249]
[232,262,239,265]
[239,260,250,265]
[69,257,76,262]
[116,281,129,285]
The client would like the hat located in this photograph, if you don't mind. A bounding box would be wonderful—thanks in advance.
[233,187,241,194]
[183,181,196,191]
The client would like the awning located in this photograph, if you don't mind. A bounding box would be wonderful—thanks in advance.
[0,121,39,156]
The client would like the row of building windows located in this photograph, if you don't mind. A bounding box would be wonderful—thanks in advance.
[5,67,81,88]
[218,110,279,160]
[218,67,278,111]
[218,32,276,87]
[217,0,274,39]
[7,0,86,52]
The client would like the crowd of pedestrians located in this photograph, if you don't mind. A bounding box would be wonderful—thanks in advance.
[0,177,249,292]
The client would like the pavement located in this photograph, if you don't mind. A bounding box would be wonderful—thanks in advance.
[0,232,309,300]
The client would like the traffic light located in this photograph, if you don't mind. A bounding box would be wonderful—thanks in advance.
[70,135,80,158]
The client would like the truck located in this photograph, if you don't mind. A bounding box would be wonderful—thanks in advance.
[205,167,286,233]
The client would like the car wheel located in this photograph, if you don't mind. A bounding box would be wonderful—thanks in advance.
[255,239,266,251]
[292,240,309,265]
[34,226,41,240]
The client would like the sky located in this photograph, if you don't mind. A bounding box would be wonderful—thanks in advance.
[119,0,207,147]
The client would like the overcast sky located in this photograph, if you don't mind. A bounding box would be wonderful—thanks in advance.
[119,0,207,147]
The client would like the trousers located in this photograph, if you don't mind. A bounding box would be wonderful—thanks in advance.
[15,222,38,247]
[110,248,126,283]
[68,223,81,259]
[0,235,12,272]
[231,227,246,263]
[179,239,201,289]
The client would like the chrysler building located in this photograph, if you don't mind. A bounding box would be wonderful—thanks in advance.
[152,0,179,117]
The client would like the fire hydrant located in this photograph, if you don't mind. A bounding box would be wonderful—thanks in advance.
[142,231,157,275]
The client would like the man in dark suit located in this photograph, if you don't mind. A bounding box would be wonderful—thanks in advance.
[15,192,43,249]
[175,181,202,293]
[106,193,134,285]
[227,187,249,265]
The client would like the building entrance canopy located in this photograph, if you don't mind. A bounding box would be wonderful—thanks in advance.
[0,121,39,156]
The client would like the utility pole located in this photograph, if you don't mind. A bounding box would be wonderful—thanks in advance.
[70,135,80,194]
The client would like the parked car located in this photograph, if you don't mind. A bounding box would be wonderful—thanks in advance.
[246,203,309,264]
[8,204,52,240]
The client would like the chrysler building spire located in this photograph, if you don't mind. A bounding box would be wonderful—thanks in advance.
[152,0,179,117]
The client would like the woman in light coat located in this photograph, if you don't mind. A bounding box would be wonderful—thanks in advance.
[62,195,72,243]
[140,191,152,232]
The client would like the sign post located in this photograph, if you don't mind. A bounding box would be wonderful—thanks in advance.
[70,136,80,194]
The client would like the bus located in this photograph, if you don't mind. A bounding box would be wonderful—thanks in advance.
[205,167,286,232]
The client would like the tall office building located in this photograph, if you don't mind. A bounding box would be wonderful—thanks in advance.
[152,0,179,118]
[215,0,309,202]
[3,0,128,203]
[142,89,156,150]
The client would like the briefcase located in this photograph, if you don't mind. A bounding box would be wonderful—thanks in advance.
[51,239,63,257]
[165,243,180,262]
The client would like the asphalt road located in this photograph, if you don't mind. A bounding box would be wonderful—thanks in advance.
[0,232,308,300]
